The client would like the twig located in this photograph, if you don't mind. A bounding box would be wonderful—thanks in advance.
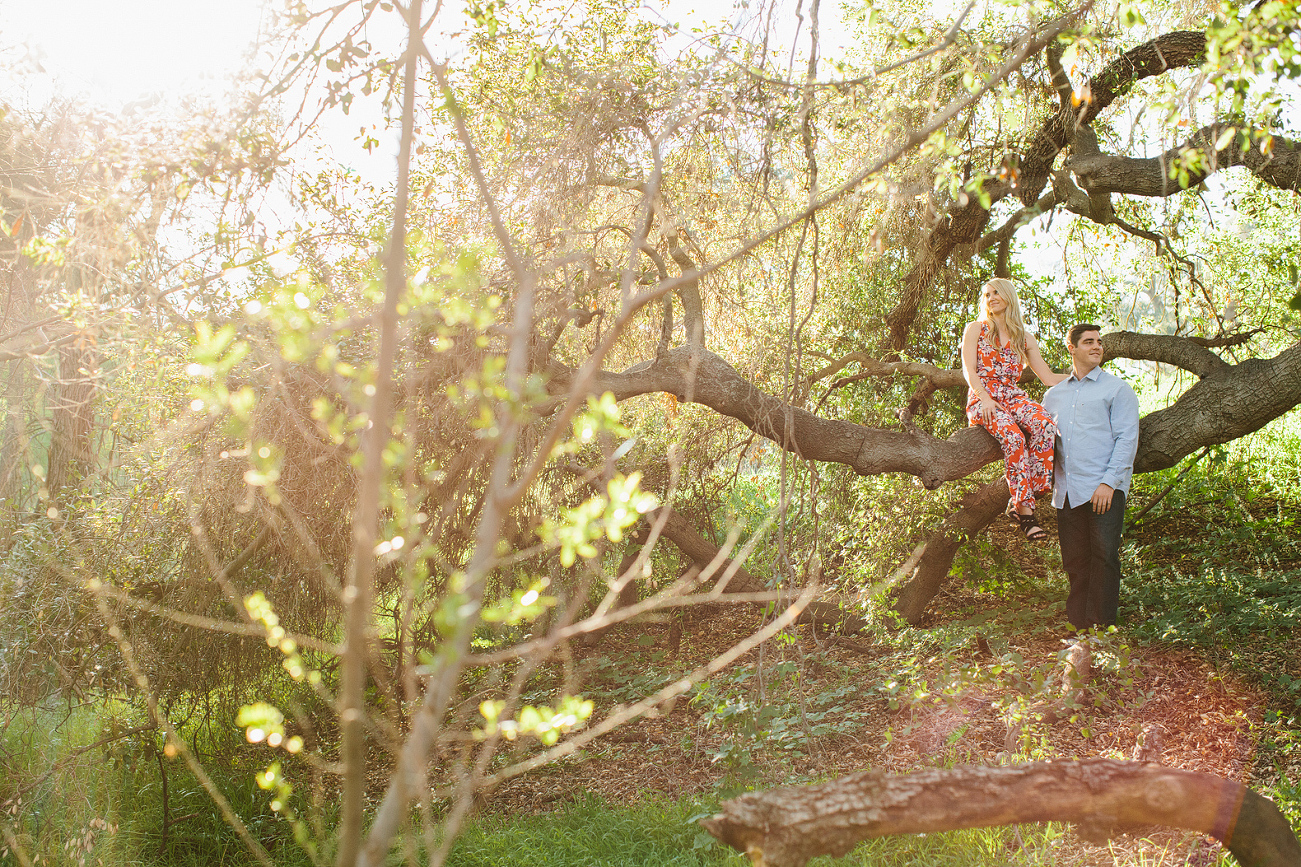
[1127,446,1212,529]
[2,725,155,807]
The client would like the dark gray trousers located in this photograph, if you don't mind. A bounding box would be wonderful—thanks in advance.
[1057,489,1126,630]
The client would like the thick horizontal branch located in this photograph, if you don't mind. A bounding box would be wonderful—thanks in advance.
[702,758,1301,867]
[1136,338,1301,472]
[1069,125,1301,197]
[552,346,1003,490]
[1102,331,1231,378]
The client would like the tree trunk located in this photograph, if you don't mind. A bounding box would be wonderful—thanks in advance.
[891,479,1008,624]
[702,759,1301,867]
[46,338,97,499]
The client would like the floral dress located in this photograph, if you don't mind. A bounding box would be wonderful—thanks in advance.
[966,323,1056,512]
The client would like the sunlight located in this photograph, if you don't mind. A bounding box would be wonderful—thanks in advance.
[0,0,268,103]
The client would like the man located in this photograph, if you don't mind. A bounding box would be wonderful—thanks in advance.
[1042,324,1141,630]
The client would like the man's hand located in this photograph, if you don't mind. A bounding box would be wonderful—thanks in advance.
[1090,483,1115,514]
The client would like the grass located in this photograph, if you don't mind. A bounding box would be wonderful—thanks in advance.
[444,794,1091,867]
[0,702,315,867]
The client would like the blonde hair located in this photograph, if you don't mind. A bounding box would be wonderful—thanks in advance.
[979,277,1030,365]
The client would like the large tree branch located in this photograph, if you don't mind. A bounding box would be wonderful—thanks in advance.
[702,759,1301,867]
[552,346,1003,490]
[1018,31,1208,204]
[1102,331,1231,378]
[1136,338,1301,472]
[1069,125,1301,197]
[885,30,1207,351]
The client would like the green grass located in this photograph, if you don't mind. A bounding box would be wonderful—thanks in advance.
[445,794,1089,867]
[0,703,315,867]
[446,796,736,866]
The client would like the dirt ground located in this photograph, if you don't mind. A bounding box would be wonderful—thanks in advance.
[483,517,1270,865]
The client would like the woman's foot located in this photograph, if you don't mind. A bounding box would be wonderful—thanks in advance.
[1015,512,1049,542]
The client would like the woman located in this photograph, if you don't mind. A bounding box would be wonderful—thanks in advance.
[961,278,1068,541]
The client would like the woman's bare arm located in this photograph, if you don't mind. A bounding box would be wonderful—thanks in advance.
[1026,333,1069,386]
[962,322,1005,424]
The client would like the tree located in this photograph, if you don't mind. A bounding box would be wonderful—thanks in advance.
[2,0,1300,864]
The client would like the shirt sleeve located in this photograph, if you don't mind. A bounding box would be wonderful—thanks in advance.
[1101,381,1140,490]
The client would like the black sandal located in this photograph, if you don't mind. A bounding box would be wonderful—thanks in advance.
[1015,512,1049,542]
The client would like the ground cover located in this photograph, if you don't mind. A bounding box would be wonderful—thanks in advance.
[2,459,1298,866]
[468,486,1301,867]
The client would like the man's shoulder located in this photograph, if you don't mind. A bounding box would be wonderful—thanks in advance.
[1096,368,1137,395]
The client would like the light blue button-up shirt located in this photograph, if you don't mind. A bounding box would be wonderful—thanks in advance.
[1042,366,1141,510]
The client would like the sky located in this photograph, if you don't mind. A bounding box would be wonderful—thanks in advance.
[0,0,271,105]
[0,0,852,107]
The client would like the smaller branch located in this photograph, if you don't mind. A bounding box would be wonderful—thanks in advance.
[587,173,646,192]
[807,352,966,389]
[1188,329,1263,348]
[1127,445,1211,529]
[1045,39,1073,107]
[1110,215,1164,251]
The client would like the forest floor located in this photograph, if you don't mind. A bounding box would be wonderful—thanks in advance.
[480,510,1284,866]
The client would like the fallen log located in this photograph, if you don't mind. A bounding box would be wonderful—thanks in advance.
[701,758,1301,867]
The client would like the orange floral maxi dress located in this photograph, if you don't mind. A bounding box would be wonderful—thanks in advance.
[965,323,1056,512]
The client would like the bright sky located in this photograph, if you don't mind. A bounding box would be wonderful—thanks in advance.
[0,0,851,107]
[0,0,271,105]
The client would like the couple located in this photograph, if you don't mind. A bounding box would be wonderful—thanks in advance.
[961,278,1140,630]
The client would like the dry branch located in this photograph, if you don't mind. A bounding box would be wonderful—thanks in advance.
[702,759,1301,867]
[639,505,866,632]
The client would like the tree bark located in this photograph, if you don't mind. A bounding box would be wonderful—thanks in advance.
[702,759,1301,867]
[884,30,1209,352]
[1016,31,1208,203]
[1069,126,1301,198]
[555,346,1004,490]
[891,479,1009,624]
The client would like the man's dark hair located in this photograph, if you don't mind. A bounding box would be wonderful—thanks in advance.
[1068,323,1102,346]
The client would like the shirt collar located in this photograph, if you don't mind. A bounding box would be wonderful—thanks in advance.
[1071,365,1103,383]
